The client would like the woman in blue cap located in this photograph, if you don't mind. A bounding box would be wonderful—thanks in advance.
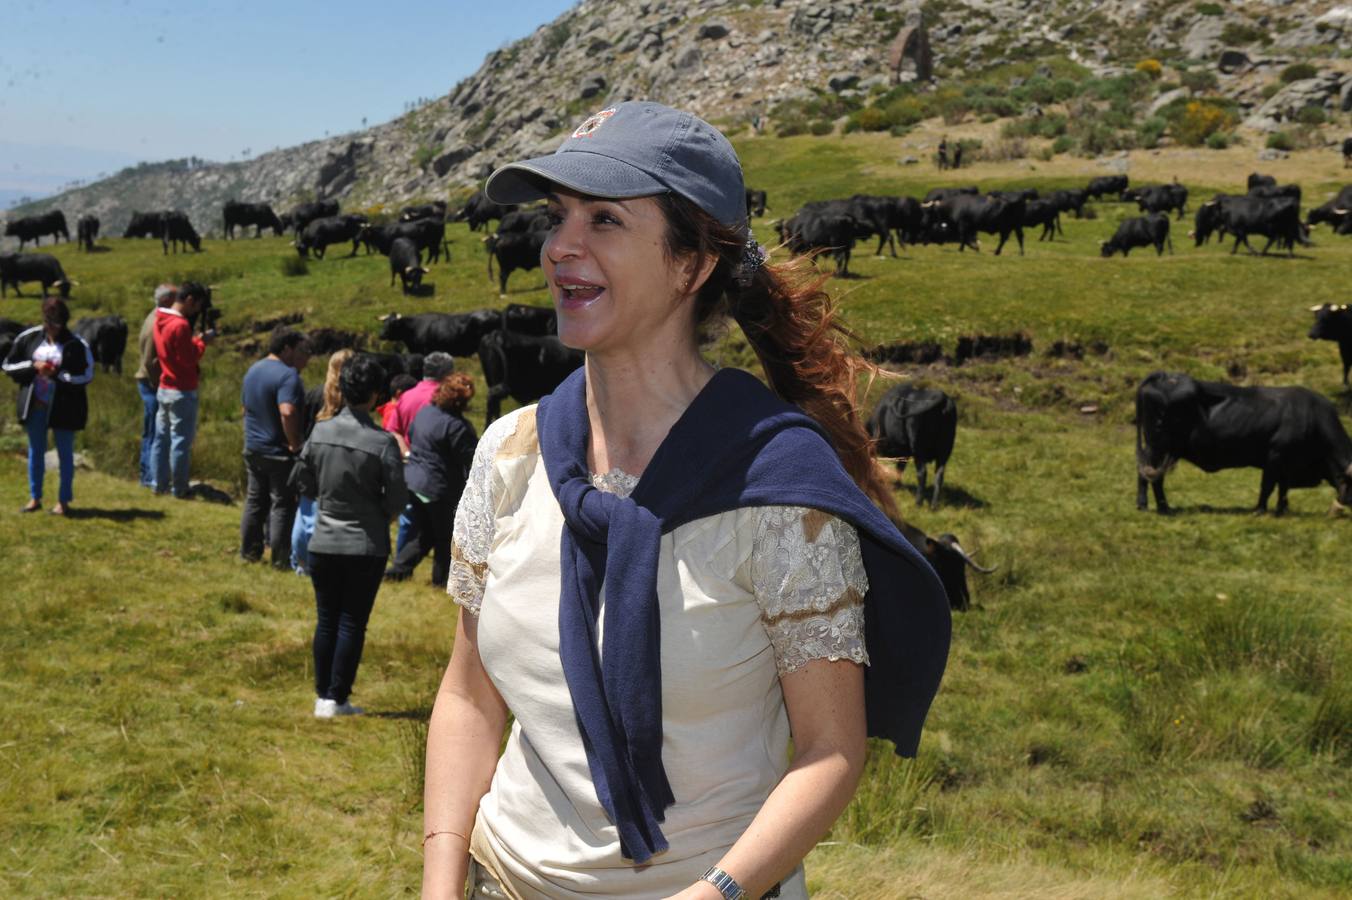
[422,102,950,899]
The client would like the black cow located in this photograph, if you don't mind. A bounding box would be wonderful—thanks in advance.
[1192,194,1302,255]
[287,201,340,235]
[921,193,1026,255]
[778,211,857,275]
[353,351,423,395]
[223,201,284,238]
[1248,183,1302,206]
[77,215,100,252]
[745,188,768,218]
[4,210,69,249]
[0,317,28,364]
[379,309,502,356]
[1085,175,1129,201]
[0,253,73,297]
[896,521,995,612]
[399,200,448,222]
[1307,186,1352,237]
[123,210,170,238]
[1344,137,1352,168]
[1247,173,1277,191]
[1049,189,1088,232]
[295,214,366,259]
[796,197,893,256]
[868,384,958,510]
[485,229,547,294]
[1136,371,1352,514]
[495,207,551,234]
[389,237,430,294]
[1125,183,1188,220]
[1309,303,1352,386]
[363,218,452,262]
[478,329,583,427]
[501,303,557,335]
[1101,213,1172,257]
[161,212,201,254]
[72,315,129,374]
[455,191,518,231]
[923,186,979,204]
[1021,198,1062,241]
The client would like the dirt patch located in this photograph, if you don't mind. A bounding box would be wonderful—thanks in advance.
[306,327,367,355]
[954,332,1033,365]
[251,311,305,333]
[1046,339,1110,360]
[866,340,945,366]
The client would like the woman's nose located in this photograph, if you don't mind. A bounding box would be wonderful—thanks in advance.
[545,213,584,263]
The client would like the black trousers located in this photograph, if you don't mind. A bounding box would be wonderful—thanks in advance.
[388,494,455,587]
[240,452,298,566]
[310,552,386,704]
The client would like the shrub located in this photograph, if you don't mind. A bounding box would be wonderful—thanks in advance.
[1052,134,1074,154]
[1135,59,1163,80]
[776,117,808,137]
[1173,100,1237,146]
[279,256,309,278]
[1052,78,1079,101]
[1137,116,1168,148]
[1221,23,1268,45]
[847,106,890,133]
[809,119,835,136]
[884,95,928,127]
[1280,62,1319,83]
[1205,130,1230,150]
[413,144,436,171]
[1266,131,1294,152]
[1181,70,1218,94]
[1195,1,1222,14]
[1296,105,1327,125]
[1261,82,1281,99]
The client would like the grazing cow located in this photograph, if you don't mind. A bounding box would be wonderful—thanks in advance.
[287,200,340,235]
[72,315,129,373]
[1247,183,1302,206]
[1101,213,1172,257]
[1191,194,1302,255]
[1307,185,1352,236]
[868,384,958,510]
[389,237,429,294]
[796,197,898,256]
[921,192,1026,255]
[223,200,284,238]
[1135,372,1352,514]
[379,309,502,356]
[896,522,995,612]
[295,214,366,259]
[123,210,170,238]
[1021,198,1062,241]
[1125,183,1188,220]
[778,211,857,274]
[478,329,584,426]
[485,228,548,294]
[4,210,69,249]
[0,252,73,297]
[1085,175,1129,201]
[1049,189,1088,232]
[399,200,448,222]
[745,188,768,218]
[495,207,551,234]
[363,218,452,262]
[923,186,979,204]
[77,215,100,251]
[1247,173,1277,191]
[161,211,201,254]
[502,302,557,335]
[1309,303,1352,386]
[455,190,517,231]
[354,351,423,390]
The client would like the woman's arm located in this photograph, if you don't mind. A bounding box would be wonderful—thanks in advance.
[670,658,867,900]
[422,607,510,900]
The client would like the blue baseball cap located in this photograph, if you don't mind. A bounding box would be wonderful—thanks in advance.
[484,101,747,233]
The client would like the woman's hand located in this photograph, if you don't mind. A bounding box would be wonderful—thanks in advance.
[663,882,724,900]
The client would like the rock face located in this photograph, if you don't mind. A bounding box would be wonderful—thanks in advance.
[4,0,1346,237]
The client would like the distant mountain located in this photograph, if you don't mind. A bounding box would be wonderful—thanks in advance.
[5,0,1349,239]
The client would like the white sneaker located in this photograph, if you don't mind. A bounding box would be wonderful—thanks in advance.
[332,702,364,717]
[314,698,337,718]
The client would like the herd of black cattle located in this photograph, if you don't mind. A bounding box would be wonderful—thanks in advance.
[1,168,1350,611]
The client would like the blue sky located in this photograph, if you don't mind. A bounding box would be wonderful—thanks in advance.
[1,0,576,206]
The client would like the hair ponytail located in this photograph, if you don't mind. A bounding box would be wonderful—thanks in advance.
[656,194,900,522]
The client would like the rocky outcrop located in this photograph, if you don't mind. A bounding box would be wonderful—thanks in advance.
[5,0,1348,238]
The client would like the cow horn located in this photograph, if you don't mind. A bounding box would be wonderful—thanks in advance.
[421,267,430,273]
[1310,305,1325,311]
[1202,200,1216,208]
[921,200,937,208]
[405,266,416,274]
[949,540,997,574]
[1334,208,1349,215]
[1097,239,1106,245]
[377,313,393,321]
[68,280,81,286]
[480,235,490,243]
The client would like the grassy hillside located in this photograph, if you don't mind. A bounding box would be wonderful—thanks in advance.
[2,133,1350,897]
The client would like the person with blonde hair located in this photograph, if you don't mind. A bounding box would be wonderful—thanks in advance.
[291,348,354,576]
[422,102,950,899]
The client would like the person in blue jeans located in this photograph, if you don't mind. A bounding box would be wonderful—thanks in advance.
[134,284,177,488]
[2,296,94,515]
[152,281,214,498]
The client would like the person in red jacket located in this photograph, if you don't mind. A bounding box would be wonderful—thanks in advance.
[151,281,214,498]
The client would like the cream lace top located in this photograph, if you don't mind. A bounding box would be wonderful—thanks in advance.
[446,405,867,899]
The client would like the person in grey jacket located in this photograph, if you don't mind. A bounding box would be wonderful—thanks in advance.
[290,354,408,718]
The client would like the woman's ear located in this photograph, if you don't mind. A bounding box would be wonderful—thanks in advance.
[679,251,719,299]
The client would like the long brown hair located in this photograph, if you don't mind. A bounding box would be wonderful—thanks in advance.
[317,349,354,421]
[432,371,475,413]
[655,193,899,522]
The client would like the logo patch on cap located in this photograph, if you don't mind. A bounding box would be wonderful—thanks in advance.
[571,108,616,139]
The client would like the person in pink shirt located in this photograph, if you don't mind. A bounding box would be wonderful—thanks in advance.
[151,281,214,498]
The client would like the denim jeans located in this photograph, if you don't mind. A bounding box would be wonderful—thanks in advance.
[137,379,158,487]
[240,452,298,565]
[310,552,386,704]
[388,494,455,586]
[394,504,416,554]
[291,494,316,575]
[153,388,198,498]
[24,403,75,504]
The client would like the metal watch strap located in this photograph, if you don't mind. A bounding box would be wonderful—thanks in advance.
[701,865,747,900]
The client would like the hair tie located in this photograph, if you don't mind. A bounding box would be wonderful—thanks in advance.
[734,239,768,289]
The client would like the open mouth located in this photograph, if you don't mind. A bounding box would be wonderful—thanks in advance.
[557,281,605,305]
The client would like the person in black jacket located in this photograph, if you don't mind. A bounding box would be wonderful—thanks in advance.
[384,371,478,587]
[3,296,94,515]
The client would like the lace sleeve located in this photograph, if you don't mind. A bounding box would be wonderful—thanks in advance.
[750,507,870,676]
[447,413,515,616]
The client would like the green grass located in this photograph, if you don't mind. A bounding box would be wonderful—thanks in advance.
[3,133,1351,897]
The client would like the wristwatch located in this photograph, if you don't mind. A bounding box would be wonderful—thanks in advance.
[700,866,747,900]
